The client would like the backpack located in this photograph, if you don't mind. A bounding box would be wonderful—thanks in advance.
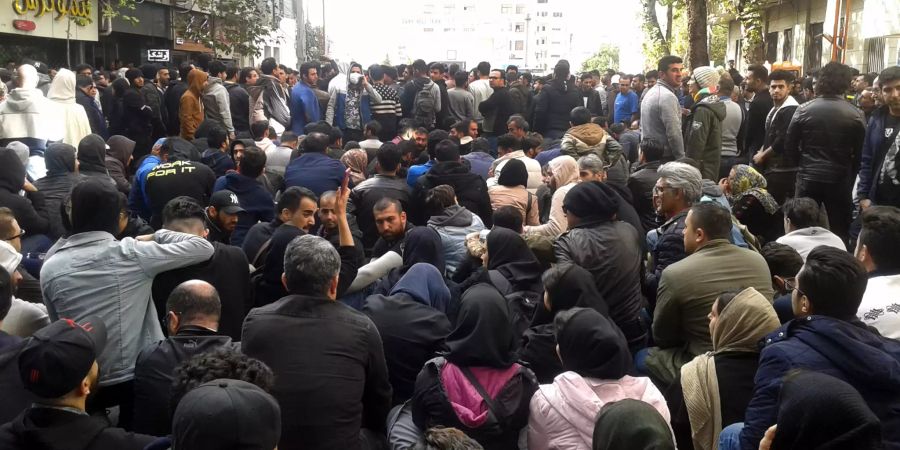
[413,82,437,129]
[488,270,541,337]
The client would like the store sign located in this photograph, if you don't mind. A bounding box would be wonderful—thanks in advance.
[2,0,98,41]
[148,49,170,62]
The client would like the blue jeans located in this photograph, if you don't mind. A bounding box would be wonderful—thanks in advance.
[634,348,651,375]
[718,422,744,450]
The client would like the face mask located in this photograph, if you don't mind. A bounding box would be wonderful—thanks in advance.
[349,73,363,85]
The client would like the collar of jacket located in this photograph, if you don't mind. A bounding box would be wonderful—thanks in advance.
[205,211,223,235]
[656,79,678,94]
[767,315,872,346]
[869,268,900,278]
[174,324,220,337]
[635,160,662,172]
[694,238,733,254]
[660,209,688,229]
[57,231,115,251]
[571,217,615,230]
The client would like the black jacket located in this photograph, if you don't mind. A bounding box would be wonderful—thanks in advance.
[582,88,604,117]
[628,161,662,233]
[152,242,252,340]
[242,219,280,266]
[163,80,188,136]
[744,90,774,155]
[412,161,493,227]
[225,82,251,136]
[0,336,34,425]
[362,293,451,405]
[132,326,235,436]
[242,294,393,450]
[0,407,156,450]
[785,96,867,182]
[533,77,582,136]
[0,151,49,237]
[478,87,515,135]
[76,89,108,138]
[554,220,646,347]
[762,104,800,173]
[144,160,216,229]
[33,148,84,239]
[350,174,411,251]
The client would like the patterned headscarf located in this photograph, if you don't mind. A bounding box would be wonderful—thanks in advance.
[340,148,368,185]
[728,165,779,214]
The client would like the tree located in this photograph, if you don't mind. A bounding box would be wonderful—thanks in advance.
[728,0,765,64]
[303,21,328,61]
[685,0,709,69]
[581,44,620,73]
[180,0,280,57]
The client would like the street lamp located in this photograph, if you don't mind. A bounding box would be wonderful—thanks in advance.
[525,13,531,68]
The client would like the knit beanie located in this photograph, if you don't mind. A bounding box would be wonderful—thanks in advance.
[563,181,620,223]
[692,66,720,91]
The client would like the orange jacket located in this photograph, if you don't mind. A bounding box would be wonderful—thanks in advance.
[179,69,208,140]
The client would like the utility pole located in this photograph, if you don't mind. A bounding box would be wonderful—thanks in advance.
[321,0,327,55]
[295,0,305,63]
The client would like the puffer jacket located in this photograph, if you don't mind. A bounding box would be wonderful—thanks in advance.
[785,95,867,182]
[554,220,646,349]
[643,210,688,307]
[739,316,900,450]
[684,95,726,180]
[528,372,670,450]
[33,144,84,239]
[559,123,628,186]
[427,205,485,277]
[412,357,538,450]
[533,77,582,136]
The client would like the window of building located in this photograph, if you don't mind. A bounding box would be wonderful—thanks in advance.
[501,4,512,13]
[551,27,561,31]
[552,11,562,17]
[424,27,434,32]
[463,4,475,11]
[273,47,280,60]
[515,23,524,32]
[515,40,524,51]
[782,28,793,62]
[537,0,547,3]
[551,54,560,58]
[765,31,778,63]
[516,4,525,14]
[538,11,547,17]
[444,27,455,32]
[807,22,824,70]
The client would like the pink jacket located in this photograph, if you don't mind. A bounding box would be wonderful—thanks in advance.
[527,372,670,450]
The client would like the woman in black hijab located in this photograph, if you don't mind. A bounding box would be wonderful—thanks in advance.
[768,371,882,450]
[592,399,676,450]
[528,307,671,449]
[371,226,448,296]
[484,227,544,336]
[412,283,538,450]
[520,264,611,383]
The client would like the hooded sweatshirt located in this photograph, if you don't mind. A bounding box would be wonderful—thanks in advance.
[427,204,485,276]
[684,95,726,180]
[202,76,234,134]
[180,69,207,140]
[105,135,135,195]
[46,69,92,146]
[0,149,49,236]
[0,87,52,155]
[34,143,83,238]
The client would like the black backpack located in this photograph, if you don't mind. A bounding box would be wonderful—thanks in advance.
[413,82,437,129]
[488,270,541,337]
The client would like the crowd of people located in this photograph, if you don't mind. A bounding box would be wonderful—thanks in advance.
[0,50,897,450]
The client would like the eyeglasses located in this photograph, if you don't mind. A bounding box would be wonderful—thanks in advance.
[653,185,675,195]
[3,229,24,241]
[784,277,805,297]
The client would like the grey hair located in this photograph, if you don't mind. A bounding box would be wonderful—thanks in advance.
[506,114,530,131]
[657,161,703,203]
[577,154,606,174]
[283,234,340,296]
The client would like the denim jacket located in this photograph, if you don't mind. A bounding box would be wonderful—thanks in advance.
[40,230,215,386]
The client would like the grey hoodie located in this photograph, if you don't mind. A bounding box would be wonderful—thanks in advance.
[202,76,235,133]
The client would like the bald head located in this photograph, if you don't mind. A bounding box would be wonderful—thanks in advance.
[16,64,38,89]
[165,280,221,333]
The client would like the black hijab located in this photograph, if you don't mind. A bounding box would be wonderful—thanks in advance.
[446,283,517,368]
[486,227,542,291]
[532,263,609,326]
[402,227,446,275]
[772,371,882,450]
[497,158,528,187]
[77,134,109,175]
[592,399,676,450]
[0,149,25,193]
[555,307,631,379]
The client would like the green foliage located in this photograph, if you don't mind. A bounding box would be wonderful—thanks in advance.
[580,44,620,73]
[304,21,326,60]
[709,23,729,66]
[180,0,280,57]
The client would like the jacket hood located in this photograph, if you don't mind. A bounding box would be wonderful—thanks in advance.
[187,69,208,96]
[205,76,223,92]
[47,68,77,104]
[3,88,47,113]
[106,135,135,166]
[222,172,261,195]
[44,142,77,176]
[567,123,606,146]
[694,95,726,121]
[76,134,108,174]
[428,204,474,228]
[427,161,470,177]
[0,148,26,192]
[9,408,109,450]
[413,77,434,90]
[167,137,202,162]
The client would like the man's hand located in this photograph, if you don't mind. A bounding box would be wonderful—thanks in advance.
[336,169,351,216]
[759,425,777,450]
[860,199,872,211]
[135,234,155,242]
[22,180,37,193]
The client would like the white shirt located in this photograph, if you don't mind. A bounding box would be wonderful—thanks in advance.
[468,79,493,123]
[775,227,846,261]
[857,274,900,339]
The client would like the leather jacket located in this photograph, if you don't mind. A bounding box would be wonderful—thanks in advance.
[785,96,866,182]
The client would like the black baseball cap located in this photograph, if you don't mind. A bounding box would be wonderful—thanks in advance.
[18,317,107,398]
[209,190,245,215]
[172,378,281,450]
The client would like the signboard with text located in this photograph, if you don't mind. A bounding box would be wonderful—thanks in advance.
[1,0,98,41]
[148,49,170,62]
